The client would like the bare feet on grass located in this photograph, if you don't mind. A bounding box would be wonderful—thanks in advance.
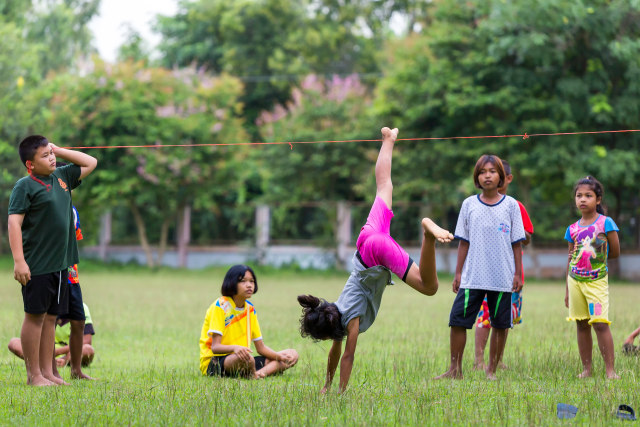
[71,371,96,380]
[434,369,463,380]
[578,370,591,379]
[485,369,499,381]
[28,375,55,387]
[473,360,486,371]
[606,371,620,380]
[422,218,454,243]
[44,374,69,386]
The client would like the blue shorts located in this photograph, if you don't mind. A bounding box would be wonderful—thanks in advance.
[58,283,86,321]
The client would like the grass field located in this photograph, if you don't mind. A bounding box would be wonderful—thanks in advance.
[0,257,638,426]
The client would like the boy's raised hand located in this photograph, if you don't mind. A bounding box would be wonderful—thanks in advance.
[381,127,399,142]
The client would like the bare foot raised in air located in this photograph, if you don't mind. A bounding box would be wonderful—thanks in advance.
[422,218,454,243]
[381,127,398,143]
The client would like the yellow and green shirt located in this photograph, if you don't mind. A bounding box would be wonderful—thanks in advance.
[55,303,94,349]
[199,296,262,375]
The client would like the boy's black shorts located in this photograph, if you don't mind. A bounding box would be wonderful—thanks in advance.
[449,288,512,329]
[21,270,69,315]
[206,355,267,377]
[58,283,86,321]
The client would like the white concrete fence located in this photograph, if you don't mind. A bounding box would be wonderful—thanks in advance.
[83,205,640,280]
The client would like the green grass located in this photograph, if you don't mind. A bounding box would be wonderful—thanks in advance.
[1,259,639,426]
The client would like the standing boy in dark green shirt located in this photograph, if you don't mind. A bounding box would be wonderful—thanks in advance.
[8,135,97,386]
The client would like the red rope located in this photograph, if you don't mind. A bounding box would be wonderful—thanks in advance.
[62,129,640,150]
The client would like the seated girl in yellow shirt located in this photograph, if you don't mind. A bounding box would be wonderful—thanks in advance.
[199,265,298,378]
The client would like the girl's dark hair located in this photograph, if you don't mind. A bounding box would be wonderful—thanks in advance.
[297,295,345,341]
[574,176,606,215]
[473,154,505,189]
[221,265,258,297]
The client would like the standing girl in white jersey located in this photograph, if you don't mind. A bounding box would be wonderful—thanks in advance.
[564,176,620,379]
[435,154,526,380]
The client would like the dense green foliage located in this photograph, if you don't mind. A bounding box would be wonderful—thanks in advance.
[1,263,639,425]
[1,0,640,257]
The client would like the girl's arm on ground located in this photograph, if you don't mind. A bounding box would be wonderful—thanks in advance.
[254,340,295,366]
[83,334,93,346]
[607,230,620,259]
[8,214,29,285]
[624,326,640,345]
[565,242,574,308]
[210,334,253,363]
[512,241,523,292]
[50,143,97,180]
[338,317,360,394]
[322,339,342,394]
[452,240,470,293]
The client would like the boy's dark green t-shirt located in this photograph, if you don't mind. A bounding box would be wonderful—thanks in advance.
[8,165,82,276]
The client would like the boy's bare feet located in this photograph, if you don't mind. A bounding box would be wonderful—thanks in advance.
[71,371,96,380]
[422,218,454,243]
[434,369,463,380]
[486,371,498,381]
[578,370,592,379]
[44,374,69,385]
[606,371,620,380]
[28,375,55,387]
[473,360,486,370]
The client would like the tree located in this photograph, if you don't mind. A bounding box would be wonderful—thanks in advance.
[375,0,640,244]
[27,0,100,75]
[43,60,248,266]
[256,74,377,242]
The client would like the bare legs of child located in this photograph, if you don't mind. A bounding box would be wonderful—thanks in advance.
[377,127,453,295]
[434,327,466,379]
[40,314,69,385]
[576,320,619,379]
[224,349,299,379]
[20,313,55,386]
[474,327,509,370]
[69,320,95,379]
[255,349,299,379]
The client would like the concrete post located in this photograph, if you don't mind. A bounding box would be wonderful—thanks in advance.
[256,205,270,265]
[98,211,112,261]
[177,205,191,268]
[336,201,352,268]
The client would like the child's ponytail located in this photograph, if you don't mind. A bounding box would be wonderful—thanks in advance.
[297,295,345,341]
[574,176,606,214]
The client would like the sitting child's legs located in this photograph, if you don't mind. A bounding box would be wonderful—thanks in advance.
[82,344,95,367]
[8,337,24,359]
[255,349,299,378]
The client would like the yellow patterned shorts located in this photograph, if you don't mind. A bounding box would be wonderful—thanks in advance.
[566,275,610,325]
